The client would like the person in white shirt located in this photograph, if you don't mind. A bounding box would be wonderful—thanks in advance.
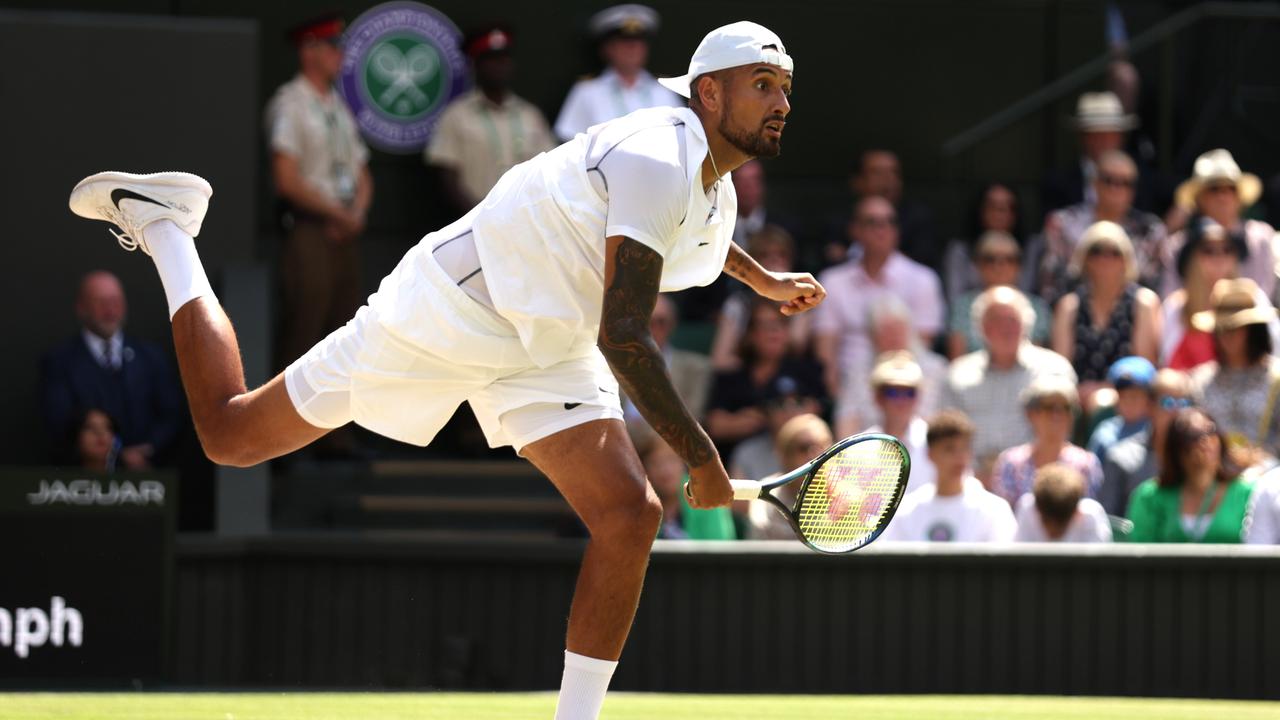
[1244,467,1280,544]
[882,409,1017,542]
[68,22,818,720]
[1014,464,1113,542]
[860,351,937,493]
[553,4,683,141]
[813,195,945,398]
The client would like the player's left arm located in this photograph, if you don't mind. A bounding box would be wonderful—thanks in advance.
[723,242,826,316]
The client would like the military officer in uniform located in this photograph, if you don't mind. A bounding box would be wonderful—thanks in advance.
[426,25,556,216]
[265,13,373,372]
[553,4,683,141]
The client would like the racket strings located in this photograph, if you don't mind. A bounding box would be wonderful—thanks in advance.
[796,440,905,552]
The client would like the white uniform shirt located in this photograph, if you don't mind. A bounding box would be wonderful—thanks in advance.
[265,75,369,204]
[881,477,1017,542]
[425,89,556,203]
[1013,494,1113,542]
[554,68,683,141]
[373,106,735,369]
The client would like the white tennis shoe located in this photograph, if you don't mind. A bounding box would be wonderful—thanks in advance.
[69,171,212,255]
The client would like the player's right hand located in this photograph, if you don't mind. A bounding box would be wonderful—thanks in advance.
[685,457,733,509]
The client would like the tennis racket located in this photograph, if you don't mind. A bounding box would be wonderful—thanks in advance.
[690,433,910,554]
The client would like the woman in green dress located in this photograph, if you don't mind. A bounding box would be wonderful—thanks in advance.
[1126,407,1253,543]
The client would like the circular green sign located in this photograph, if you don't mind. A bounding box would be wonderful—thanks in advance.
[361,35,445,120]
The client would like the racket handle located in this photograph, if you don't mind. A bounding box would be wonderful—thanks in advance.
[730,479,763,501]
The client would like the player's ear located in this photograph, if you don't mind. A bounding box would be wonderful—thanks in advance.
[695,73,721,112]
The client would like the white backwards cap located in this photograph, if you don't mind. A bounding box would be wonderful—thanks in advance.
[658,21,793,99]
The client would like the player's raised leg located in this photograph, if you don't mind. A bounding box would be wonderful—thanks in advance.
[520,419,662,720]
[69,171,328,466]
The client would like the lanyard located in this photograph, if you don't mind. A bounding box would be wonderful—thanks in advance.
[1184,482,1221,542]
[308,87,355,199]
[477,98,525,169]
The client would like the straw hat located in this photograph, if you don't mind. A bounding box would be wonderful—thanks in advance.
[1074,92,1137,132]
[1174,149,1263,211]
[1190,277,1278,333]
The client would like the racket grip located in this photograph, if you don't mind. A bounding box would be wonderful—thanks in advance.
[730,479,763,501]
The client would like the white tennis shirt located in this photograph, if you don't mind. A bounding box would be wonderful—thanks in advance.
[379,106,736,369]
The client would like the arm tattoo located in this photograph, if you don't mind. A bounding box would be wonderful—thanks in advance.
[599,237,715,469]
[723,242,769,289]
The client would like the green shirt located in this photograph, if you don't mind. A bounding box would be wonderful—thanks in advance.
[1125,477,1253,543]
[677,477,738,540]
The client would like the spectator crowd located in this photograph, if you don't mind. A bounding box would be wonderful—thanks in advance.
[42,5,1280,545]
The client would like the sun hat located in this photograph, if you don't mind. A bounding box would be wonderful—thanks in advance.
[1190,277,1278,333]
[1174,149,1263,211]
[1074,92,1137,132]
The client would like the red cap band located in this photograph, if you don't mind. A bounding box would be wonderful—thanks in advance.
[465,28,512,57]
[291,17,344,46]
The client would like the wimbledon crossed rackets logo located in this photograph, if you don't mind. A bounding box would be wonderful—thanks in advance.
[338,1,469,154]
[365,38,442,117]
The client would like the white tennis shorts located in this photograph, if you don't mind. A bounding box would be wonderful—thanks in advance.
[283,239,622,454]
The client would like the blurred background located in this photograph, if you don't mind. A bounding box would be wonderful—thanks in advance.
[1,0,1279,701]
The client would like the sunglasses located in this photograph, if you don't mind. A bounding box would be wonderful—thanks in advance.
[858,215,898,228]
[879,386,917,400]
[1032,403,1073,414]
[1087,245,1124,259]
[1204,183,1238,195]
[1099,173,1137,189]
[1159,395,1193,410]
[1196,244,1234,258]
[978,253,1020,265]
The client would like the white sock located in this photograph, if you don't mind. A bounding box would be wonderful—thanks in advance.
[141,219,214,319]
[554,650,617,720]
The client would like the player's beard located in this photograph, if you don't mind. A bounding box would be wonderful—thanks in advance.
[719,109,782,158]
[721,95,778,156]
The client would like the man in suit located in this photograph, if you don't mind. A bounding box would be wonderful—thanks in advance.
[40,271,182,468]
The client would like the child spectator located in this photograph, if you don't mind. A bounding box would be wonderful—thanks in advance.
[881,410,1016,542]
[1014,464,1112,542]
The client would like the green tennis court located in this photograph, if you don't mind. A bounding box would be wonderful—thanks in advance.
[4,692,1277,720]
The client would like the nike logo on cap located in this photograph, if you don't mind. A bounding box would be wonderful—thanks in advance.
[564,402,583,410]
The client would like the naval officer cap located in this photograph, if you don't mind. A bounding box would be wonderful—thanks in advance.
[659,21,793,99]
[589,4,660,40]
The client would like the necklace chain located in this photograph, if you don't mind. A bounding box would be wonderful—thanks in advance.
[707,148,723,189]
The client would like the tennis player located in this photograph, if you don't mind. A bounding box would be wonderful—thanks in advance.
[69,21,817,719]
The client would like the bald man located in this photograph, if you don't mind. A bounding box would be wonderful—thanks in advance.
[40,271,182,467]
